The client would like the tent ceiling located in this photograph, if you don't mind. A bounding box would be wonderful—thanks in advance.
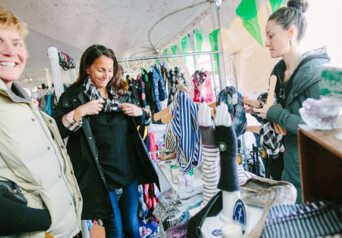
[1,0,214,78]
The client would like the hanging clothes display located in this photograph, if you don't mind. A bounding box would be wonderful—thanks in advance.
[192,70,207,102]
[216,86,247,137]
[58,49,76,70]
[167,67,187,106]
[35,86,57,116]
[203,74,215,103]
[126,75,141,107]
[171,91,202,173]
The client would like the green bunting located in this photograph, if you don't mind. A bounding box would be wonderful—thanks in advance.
[194,30,203,52]
[171,45,181,64]
[163,48,169,63]
[181,35,191,64]
[236,0,263,46]
[269,0,284,13]
[209,28,220,72]
[194,29,203,62]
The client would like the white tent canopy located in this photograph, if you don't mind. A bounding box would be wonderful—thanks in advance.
[1,0,341,97]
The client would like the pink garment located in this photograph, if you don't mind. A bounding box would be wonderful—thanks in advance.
[148,131,158,161]
[204,75,215,103]
[192,70,207,102]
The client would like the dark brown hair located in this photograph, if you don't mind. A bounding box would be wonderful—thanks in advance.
[74,44,126,95]
[268,0,309,41]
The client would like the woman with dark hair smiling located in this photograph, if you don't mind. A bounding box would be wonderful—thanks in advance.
[53,44,159,237]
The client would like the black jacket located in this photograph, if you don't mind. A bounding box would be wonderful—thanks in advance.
[53,84,159,219]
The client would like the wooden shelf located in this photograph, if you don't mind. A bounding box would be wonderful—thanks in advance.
[298,125,342,204]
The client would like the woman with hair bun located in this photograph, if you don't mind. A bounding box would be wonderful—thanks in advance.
[247,0,330,203]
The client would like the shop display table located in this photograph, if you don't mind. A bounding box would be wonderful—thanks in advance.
[156,159,203,193]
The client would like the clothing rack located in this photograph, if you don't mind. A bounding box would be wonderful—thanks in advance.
[118,50,224,91]
[117,50,223,62]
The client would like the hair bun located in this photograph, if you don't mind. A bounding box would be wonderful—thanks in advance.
[287,0,309,13]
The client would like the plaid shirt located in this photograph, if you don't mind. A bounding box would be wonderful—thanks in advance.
[255,92,284,158]
[217,86,247,137]
[62,110,82,131]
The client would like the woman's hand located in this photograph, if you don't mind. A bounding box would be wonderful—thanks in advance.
[120,103,143,117]
[253,104,271,120]
[244,104,255,114]
[74,99,105,121]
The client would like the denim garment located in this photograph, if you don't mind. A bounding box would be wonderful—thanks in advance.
[103,180,140,238]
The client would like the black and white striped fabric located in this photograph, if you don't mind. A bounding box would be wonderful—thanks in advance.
[172,91,202,172]
[165,102,177,151]
[201,147,220,206]
[261,201,342,238]
[236,164,254,186]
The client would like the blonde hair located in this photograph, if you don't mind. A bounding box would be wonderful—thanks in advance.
[0,6,28,39]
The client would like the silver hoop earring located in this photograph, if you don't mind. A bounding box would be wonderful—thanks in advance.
[289,39,292,47]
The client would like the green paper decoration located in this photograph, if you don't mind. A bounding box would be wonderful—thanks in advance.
[209,28,220,72]
[269,0,283,13]
[171,45,181,64]
[236,0,263,46]
[163,49,169,63]
[194,30,203,62]
[194,30,203,52]
[181,35,191,64]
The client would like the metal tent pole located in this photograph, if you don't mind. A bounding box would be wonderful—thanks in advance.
[211,0,226,91]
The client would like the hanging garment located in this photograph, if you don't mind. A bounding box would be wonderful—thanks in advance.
[167,68,177,105]
[217,86,247,137]
[152,64,167,105]
[168,67,187,105]
[126,75,141,107]
[255,91,285,158]
[137,73,147,108]
[261,201,342,238]
[192,70,207,103]
[204,75,215,103]
[148,131,158,161]
[164,101,177,151]
[165,120,177,151]
[260,121,285,157]
[58,50,76,70]
[143,183,158,218]
[171,91,202,172]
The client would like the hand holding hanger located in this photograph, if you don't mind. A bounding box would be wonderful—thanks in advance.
[252,75,287,135]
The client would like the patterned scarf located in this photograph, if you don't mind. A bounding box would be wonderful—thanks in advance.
[83,77,121,112]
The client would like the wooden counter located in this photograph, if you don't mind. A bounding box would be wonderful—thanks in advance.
[298,125,342,203]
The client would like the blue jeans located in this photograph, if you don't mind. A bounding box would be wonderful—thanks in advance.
[103,180,140,238]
